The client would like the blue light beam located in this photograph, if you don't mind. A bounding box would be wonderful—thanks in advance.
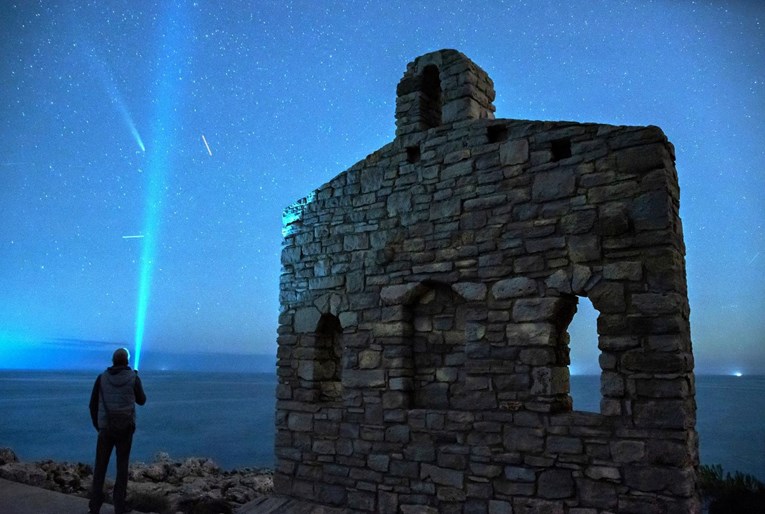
[133,5,189,370]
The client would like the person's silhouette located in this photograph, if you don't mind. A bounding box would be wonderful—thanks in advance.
[88,348,146,514]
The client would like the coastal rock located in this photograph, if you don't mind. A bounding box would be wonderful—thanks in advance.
[0,449,273,512]
[0,462,47,487]
[0,447,18,465]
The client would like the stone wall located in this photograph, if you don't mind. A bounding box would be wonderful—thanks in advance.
[275,49,699,513]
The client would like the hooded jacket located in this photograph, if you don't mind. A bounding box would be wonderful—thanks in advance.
[89,365,147,431]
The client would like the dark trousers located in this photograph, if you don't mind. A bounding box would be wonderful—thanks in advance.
[89,428,133,514]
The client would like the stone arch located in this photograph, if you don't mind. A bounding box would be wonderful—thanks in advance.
[554,293,606,413]
[565,295,601,410]
[542,267,627,414]
[297,312,344,402]
[407,281,467,409]
[420,64,442,129]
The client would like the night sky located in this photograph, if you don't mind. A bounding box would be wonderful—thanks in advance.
[1,1,763,374]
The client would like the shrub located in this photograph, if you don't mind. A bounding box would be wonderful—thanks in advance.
[699,464,765,514]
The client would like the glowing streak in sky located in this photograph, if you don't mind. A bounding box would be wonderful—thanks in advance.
[133,4,189,370]
[201,134,213,156]
[93,57,146,153]
[114,95,146,152]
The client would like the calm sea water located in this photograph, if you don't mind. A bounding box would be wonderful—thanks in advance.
[0,372,763,480]
[0,371,276,470]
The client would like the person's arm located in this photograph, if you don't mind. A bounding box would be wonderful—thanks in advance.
[89,376,100,429]
[134,373,146,406]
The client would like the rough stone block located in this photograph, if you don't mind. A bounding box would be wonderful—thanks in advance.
[588,281,625,314]
[368,454,390,472]
[562,209,597,234]
[624,466,694,496]
[488,500,513,514]
[401,506,439,514]
[442,159,474,180]
[532,169,576,202]
[380,283,422,305]
[631,190,671,230]
[348,490,376,511]
[359,349,381,369]
[499,138,528,165]
[504,465,535,482]
[537,469,574,499]
[585,466,620,482]
[293,307,322,333]
[492,277,537,299]
[512,298,561,322]
[430,198,462,220]
[503,427,544,452]
[576,478,617,509]
[546,435,583,454]
[386,424,411,443]
[452,282,487,301]
[494,479,534,496]
[287,412,313,432]
[531,366,569,395]
[525,236,566,253]
[633,399,694,429]
[421,463,465,488]
[343,370,386,388]
[599,203,631,236]
[603,261,642,281]
[611,440,645,463]
[571,264,592,294]
[569,234,601,262]
[506,323,555,346]
[630,292,684,315]
[387,191,413,216]
[545,269,571,293]
[470,462,503,478]
[514,254,545,273]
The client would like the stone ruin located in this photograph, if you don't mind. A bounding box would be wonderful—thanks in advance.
[275,49,699,513]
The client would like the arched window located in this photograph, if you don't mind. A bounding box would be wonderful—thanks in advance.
[315,313,343,402]
[565,296,601,413]
[420,65,442,129]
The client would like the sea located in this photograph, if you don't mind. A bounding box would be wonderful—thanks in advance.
[0,372,763,481]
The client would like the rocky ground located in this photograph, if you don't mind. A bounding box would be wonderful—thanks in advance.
[0,447,273,513]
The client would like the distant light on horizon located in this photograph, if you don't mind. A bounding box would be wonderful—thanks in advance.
[733,371,743,377]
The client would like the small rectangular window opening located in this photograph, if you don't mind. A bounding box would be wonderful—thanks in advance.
[487,125,509,143]
[406,145,421,163]
[551,138,572,162]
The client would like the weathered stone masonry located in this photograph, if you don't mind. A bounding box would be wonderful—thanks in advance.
[276,50,699,513]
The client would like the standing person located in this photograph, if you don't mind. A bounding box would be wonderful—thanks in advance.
[88,347,146,514]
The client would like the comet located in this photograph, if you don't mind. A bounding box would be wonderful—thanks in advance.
[122,235,145,239]
[201,134,213,156]
[93,57,146,153]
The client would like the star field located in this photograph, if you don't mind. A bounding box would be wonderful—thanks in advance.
[1,1,763,373]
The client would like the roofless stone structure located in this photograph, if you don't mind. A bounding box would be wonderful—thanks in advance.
[275,49,699,513]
